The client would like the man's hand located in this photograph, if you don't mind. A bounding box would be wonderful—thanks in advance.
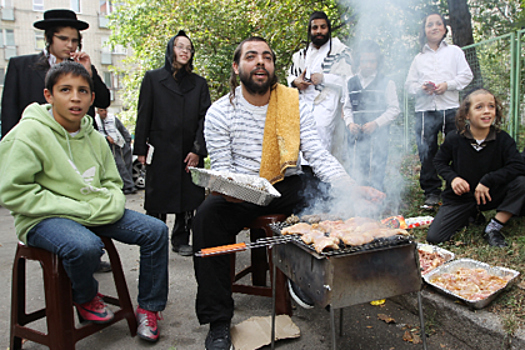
[211,191,244,203]
[138,155,146,165]
[70,51,93,77]
[309,73,323,86]
[348,123,361,135]
[434,82,448,95]
[357,186,386,203]
[293,71,312,90]
[362,122,378,135]
[451,177,469,196]
[106,135,115,144]
[184,152,200,172]
[475,183,491,205]
[422,83,435,95]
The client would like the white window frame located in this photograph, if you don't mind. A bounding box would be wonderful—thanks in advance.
[35,31,45,51]
[33,0,44,12]
[99,0,113,16]
[70,0,81,13]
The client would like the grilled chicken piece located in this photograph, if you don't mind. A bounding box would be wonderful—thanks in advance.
[301,230,325,245]
[281,222,312,235]
[313,236,340,253]
[341,232,375,246]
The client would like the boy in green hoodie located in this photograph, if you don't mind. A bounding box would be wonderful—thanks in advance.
[0,61,168,342]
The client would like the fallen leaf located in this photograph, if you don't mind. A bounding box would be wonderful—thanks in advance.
[412,333,422,344]
[455,241,465,246]
[403,330,413,342]
[378,314,396,324]
[367,326,373,329]
[517,281,525,290]
[441,344,446,348]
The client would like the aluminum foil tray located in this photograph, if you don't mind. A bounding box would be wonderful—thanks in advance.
[423,258,520,309]
[189,167,281,206]
[417,243,455,275]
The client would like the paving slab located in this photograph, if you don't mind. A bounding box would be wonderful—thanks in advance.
[0,191,521,349]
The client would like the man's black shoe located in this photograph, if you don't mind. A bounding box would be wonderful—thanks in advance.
[95,260,112,273]
[484,230,508,247]
[469,212,486,226]
[424,193,440,206]
[123,188,137,195]
[205,321,234,350]
[172,244,193,256]
[288,280,314,309]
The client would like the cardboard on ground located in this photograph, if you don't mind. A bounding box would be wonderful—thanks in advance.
[231,315,300,350]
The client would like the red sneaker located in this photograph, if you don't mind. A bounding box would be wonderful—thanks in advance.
[74,293,114,324]
[136,307,163,342]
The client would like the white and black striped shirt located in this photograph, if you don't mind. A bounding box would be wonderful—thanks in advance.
[204,86,349,183]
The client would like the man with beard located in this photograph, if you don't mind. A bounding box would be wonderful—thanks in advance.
[193,37,384,350]
[288,11,353,155]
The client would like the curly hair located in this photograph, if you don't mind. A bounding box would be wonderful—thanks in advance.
[455,87,503,134]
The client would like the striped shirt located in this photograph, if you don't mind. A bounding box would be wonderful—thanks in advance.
[204,86,349,183]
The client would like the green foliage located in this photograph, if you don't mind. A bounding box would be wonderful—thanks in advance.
[108,0,347,125]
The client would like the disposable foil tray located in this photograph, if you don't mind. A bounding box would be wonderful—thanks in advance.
[417,243,455,275]
[423,258,520,309]
[189,167,281,206]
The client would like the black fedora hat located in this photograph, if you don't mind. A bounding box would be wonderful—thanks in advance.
[33,9,89,31]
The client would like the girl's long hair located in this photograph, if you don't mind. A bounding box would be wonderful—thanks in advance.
[456,87,503,134]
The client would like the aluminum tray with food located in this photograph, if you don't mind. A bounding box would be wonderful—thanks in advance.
[423,258,520,309]
[417,243,455,275]
[189,167,281,206]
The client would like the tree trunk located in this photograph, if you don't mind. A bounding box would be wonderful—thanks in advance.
[447,0,483,88]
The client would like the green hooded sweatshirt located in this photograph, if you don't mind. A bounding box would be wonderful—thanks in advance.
[0,103,125,243]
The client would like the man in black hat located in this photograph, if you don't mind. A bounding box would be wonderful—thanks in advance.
[287,11,352,155]
[1,9,111,273]
[1,9,110,138]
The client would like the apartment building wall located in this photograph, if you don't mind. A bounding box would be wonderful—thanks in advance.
[0,0,128,116]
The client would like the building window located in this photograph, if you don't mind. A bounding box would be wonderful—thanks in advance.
[103,71,113,88]
[0,67,5,86]
[99,0,113,15]
[33,0,44,11]
[5,29,14,46]
[35,31,45,50]
[71,0,81,13]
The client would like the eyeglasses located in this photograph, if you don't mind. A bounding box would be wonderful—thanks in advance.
[54,35,80,45]
[175,45,194,53]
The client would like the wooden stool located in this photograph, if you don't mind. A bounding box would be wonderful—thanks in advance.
[10,236,137,350]
[230,214,292,316]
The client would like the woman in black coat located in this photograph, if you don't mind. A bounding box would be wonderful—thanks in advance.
[1,9,110,138]
[134,30,211,256]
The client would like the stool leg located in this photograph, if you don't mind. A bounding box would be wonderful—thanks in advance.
[250,228,268,286]
[263,225,292,316]
[43,254,76,350]
[102,237,138,336]
[10,254,25,350]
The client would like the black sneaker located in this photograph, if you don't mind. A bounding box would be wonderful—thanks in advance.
[172,244,193,256]
[287,280,314,309]
[424,193,440,206]
[205,321,234,350]
[484,230,508,247]
[95,260,112,273]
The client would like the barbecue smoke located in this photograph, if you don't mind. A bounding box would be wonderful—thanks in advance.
[299,0,426,220]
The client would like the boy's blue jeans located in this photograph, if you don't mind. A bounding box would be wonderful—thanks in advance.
[26,209,169,311]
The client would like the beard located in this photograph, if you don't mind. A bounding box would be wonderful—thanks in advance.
[311,33,329,47]
[239,67,274,95]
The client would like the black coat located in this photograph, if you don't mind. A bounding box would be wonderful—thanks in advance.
[1,53,110,137]
[134,36,211,213]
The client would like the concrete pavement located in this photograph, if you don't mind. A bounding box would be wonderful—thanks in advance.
[0,191,522,349]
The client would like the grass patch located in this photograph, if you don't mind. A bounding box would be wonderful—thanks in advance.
[398,154,525,335]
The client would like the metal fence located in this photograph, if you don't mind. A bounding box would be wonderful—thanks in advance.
[400,31,525,152]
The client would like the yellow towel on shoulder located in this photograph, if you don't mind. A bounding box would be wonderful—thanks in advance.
[259,84,300,185]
